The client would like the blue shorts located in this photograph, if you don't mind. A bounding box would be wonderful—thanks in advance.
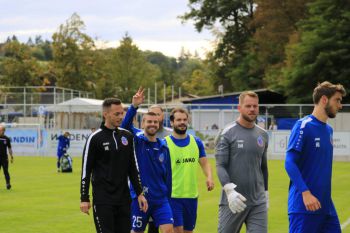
[57,151,65,159]
[131,199,173,232]
[289,213,341,233]
[170,198,198,231]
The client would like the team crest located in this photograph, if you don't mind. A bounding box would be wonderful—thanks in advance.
[159,153,164,163]
[121,136,128,146]
[257,136,264,147]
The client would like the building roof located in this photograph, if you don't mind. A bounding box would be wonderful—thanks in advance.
[182,89,286,104]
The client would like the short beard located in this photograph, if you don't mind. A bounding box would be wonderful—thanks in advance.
[174,126,187,135]
[325,103,336,118]
[242,114,257,123]
[145,127,158,136]
[146,131,157,137]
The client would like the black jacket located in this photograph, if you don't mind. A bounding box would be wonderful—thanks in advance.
[80,124,142,205]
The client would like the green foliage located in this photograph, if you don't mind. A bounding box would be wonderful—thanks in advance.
[283,0,350,103]
[0,40,42,86]
[145,51,178,85]
[181,0,256,92]
[51,13,97,91]
[0,13,219,101]
[107,34,161,101]
[182,69,214,95]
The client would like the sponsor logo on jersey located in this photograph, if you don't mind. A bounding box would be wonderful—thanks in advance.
[142,186,149,194]
[175,157,196,164]
[237,139,244,148]
[315,138,320,148]
[257,136,264,147]
[121,136,128,146]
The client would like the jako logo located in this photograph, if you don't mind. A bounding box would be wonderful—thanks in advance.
[176,158,196,164]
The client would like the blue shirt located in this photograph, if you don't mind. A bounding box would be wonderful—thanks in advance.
[285,115,336,215]
[121,106,172,203]
[57,135,70,154]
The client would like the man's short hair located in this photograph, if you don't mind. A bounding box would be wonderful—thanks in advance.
[144,111,158,117]
[102,98,122,110]
[313,81,346,104]
[148,104,164,112]
[238,91,259,104]
[170,108,189,122]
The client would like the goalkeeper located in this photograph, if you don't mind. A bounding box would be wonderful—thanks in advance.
[215,91,269,233]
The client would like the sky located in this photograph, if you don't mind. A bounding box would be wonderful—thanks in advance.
[0,0,215,58]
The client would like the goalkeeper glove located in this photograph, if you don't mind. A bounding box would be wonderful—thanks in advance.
[223,183,247,214]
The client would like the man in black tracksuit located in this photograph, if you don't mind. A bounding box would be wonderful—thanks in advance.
[0,125,13,190]
[80,98,148,233]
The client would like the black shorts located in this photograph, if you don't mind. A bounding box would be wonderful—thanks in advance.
[92,203,131,233]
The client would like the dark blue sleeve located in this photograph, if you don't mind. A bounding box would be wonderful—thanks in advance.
[121,105,142,135]
[195,136,206,158]
[67,138,70,148]
[165,148,172,199]
[285,149,308,192]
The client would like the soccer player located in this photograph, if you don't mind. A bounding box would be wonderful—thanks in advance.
[215,91,269,233]
[285,81,346,233]
[165,107,214,233]
[121,88,173,233]
[56,131,70,172]
[121,91,172,233]
[147,105,172,233]
[0,125,13,190]
[80,98,148,233]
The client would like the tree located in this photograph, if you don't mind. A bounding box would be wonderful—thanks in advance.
[108,34,160,101]
[251,0,310,92]
[283,0,350,103]
[181,0,257,91]
[145,51,178,85]
[182,69,214,95]
[0,40,42,86]
[51,13,97,91]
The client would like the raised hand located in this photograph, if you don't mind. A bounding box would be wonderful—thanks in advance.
[132,87,145,107]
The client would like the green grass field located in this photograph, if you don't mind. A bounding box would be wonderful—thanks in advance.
[0,157,349,233]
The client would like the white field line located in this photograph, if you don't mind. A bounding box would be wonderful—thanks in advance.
[341,217,350,230]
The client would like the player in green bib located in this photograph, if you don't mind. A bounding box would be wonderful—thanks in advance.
[164,107,214,233]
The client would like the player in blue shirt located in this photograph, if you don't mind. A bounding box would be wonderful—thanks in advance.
[285,81,346,233]
[121,88,174,233]
[57,131,70,172]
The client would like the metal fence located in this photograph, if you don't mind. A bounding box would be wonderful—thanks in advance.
[1,101,349,132]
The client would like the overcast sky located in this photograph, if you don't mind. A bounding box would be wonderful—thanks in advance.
[0,0,215,57]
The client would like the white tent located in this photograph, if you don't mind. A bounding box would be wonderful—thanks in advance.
[46,98,103,113]
[46,98,104,129]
